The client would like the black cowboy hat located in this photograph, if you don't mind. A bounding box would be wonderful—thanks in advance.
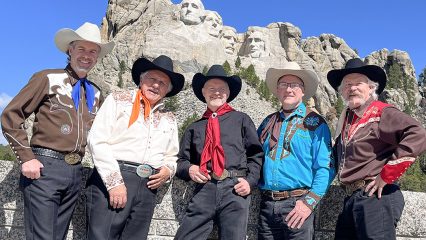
[192,65,242,103]
[327,58,387,94]
[132,55,185,97]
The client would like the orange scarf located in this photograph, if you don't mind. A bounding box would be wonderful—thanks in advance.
[128,90,151,127]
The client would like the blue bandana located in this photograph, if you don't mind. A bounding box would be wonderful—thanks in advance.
[71,78,95,112]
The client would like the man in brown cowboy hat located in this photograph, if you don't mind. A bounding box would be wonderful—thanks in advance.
[327,58,426,239]
[257,62,335,240]
[1,22,114,239]
[174,65,263,240]
[86,55,184,240]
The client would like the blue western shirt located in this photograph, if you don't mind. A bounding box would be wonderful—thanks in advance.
[257,103,335,209]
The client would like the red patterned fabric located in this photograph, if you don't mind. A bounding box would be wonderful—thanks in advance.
[381,157,415,183]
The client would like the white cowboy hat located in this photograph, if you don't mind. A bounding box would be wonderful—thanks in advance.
[54,22,114,59]
[265,61,319,101]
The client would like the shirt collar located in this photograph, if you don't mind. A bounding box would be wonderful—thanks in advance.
[65,64,81,85]
[279,102,306,120]
[131,89,164,113]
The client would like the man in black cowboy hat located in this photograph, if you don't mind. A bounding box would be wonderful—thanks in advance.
[327,58,426,239]
[1,22,114,239]
[85,55,185,240]
[174,65,263,240]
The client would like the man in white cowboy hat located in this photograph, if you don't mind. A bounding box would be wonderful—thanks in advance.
[174,65,263,240]
[327,58,426,239]
[257,62,335,240]
[1,22,114,239]
[86,55,184,240]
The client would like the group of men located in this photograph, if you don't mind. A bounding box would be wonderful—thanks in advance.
[2,21,426,240]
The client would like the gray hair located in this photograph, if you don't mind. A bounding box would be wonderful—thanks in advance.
[140,71,173,93]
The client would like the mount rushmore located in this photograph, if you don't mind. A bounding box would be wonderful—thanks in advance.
[89,0,424,127]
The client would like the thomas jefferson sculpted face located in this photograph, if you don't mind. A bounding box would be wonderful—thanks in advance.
[204,10,223,37]
[180,0,205,25]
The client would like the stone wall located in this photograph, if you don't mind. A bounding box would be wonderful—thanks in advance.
[1,160,425,240]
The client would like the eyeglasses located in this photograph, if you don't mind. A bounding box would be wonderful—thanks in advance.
[277,82,304,90]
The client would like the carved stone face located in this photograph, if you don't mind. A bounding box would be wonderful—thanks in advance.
[247,31,266,58]
[180,0,204,25]
[220,27,237,55]
[204,11,222,37]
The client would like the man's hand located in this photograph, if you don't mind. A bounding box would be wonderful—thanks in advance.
[108,184,127,209]
[147,166,171,189]
[234,178,251,196]
[21,159,44,179]
[189,165,211,183]
[365,175,387,198]
[285,200,312,229]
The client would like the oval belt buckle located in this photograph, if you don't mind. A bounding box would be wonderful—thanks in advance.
[136,164,153,178]
[64,153,81,165]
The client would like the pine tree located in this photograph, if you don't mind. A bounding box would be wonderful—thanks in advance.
[117,60,127,88]
[223,61,232,75]
[235,56,241,69]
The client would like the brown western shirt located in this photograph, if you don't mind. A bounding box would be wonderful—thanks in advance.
[1,65,103,163]
[335,100,426,184]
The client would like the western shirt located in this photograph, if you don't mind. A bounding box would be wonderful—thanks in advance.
[88,89,179,190]
[1,65,103,162]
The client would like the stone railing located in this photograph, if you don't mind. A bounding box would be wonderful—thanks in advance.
[1,160,425,240]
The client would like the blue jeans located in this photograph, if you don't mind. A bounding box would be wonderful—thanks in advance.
[258,194,314,240]
[334,184,404,240]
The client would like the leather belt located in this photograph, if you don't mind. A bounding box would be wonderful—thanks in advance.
[210,169,247,181]
[340,179,373,196]
[32,147,81,165]
[262,189,309,201]
[117,160,158,178]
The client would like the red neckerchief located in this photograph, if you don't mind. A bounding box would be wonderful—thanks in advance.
[200,103,235,177]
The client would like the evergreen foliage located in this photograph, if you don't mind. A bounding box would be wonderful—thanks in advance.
[235,56,241,69]
[117,60,126,88]
[164,96,180,112]
[222,61,232,75]
[399,153,426,192]
[0,145,15,161]
[178,113,199,140]
[386,62,416,115]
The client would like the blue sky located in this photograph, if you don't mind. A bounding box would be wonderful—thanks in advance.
[0,0,425,144]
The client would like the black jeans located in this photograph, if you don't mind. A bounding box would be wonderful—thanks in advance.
[257,194,314,240]
[174,178,251,240]
[335,184,405,240]
[85,168,157,240]
[20,155,83,240]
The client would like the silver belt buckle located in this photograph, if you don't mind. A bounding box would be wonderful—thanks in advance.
[64,153,81,165]
[136,164,153,178]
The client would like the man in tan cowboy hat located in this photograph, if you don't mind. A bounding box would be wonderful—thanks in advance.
[86,55,184,240]
[327,58,426,239]
[0,22,114,239]
[257,62,335,240]
[174,65,263,240]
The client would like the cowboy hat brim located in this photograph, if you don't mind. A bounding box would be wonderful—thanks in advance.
[266,68,319,101]
[327,65,387,94]
[131,58,185,97]
[192,74,242,103]
[54,29,114,59]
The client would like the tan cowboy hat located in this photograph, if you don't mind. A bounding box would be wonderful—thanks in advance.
[265,61,319,101]
[54,22,115,59]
